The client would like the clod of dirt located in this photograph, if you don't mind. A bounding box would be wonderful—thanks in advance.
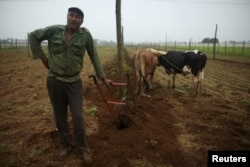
[116,114,134,130]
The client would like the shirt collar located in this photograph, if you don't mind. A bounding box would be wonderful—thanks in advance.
[65,25,83,34]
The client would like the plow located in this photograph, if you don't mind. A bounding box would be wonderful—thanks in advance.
[89,74,135,129]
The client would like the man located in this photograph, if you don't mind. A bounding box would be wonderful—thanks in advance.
[29,7,113,165]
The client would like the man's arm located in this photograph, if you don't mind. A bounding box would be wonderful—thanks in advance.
[85,30,113,87]
[85,30,105,79]
[40,55,49,69]
[29,31,46,58]
[29,26,55,69]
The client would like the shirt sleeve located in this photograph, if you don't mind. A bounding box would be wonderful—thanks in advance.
[29,26,55,59]
[85,30,106,80]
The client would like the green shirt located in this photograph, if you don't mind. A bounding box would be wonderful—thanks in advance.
[29,25,105,82]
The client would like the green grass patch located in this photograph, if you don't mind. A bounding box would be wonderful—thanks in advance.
[2,45,249,66]
[86,106,98,115]
[166,45,250,57]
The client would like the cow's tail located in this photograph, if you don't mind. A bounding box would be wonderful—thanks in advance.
[201,54,207,79]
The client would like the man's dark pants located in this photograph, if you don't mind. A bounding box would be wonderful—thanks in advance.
[47,76,86,153]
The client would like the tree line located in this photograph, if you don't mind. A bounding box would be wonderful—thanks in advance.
[201,37,219,43]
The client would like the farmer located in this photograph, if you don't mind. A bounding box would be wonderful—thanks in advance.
[29,7,113,165]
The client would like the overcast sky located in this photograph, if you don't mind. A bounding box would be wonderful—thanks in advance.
[0,0,249,43]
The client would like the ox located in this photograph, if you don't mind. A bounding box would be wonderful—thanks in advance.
[133,48,161,97]
[155,49,207,95]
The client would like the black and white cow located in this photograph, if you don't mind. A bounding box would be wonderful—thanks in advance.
[156,49,207,95]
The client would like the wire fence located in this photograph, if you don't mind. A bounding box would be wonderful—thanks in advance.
[134,41,250,57]
[1,38,250,63]
[128,40,250,64]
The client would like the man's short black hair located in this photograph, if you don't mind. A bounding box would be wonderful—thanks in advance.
[68,7,84,18]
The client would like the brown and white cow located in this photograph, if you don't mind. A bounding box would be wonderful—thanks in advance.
[133,48,160,97]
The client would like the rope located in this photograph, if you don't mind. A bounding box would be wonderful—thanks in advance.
[158,54,187,74]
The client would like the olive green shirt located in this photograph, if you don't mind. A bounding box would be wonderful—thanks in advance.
[29,25,105,82]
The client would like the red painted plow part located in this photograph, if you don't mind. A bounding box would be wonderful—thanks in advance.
[89,74,133,128]
[89,75,128,116]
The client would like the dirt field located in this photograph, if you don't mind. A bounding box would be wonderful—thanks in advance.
[0,48,250,167]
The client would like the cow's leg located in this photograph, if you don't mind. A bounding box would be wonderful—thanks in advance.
[199,70,205,93]
[135,71,141,95]
[192,75,199,95]
[143,75,150,91]
[141,64,149,92]
[140,76,144,95]
[167,74,171,89]
[140,76,151,97]
[199,78,202,93]
[148,70,155,90]
[139,65,151,97]
[172,74,176,89]
[193,70,204,95]
[147,74,152,90]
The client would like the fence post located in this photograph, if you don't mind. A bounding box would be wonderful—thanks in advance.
[224,41,227,55]
[217,42,219,54]
[27,32,30,57]
[213,24,218,60]
[242,41,245,56]
[188,39,191,50]
[15,39,18,53]
[232,41,235,56]
[165,33,167,51]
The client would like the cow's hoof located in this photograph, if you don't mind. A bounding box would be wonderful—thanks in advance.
[141,93,151,98]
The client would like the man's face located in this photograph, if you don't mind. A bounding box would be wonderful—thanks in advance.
[67,11,83,30]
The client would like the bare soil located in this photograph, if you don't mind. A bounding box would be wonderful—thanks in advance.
[0,49,250,167]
